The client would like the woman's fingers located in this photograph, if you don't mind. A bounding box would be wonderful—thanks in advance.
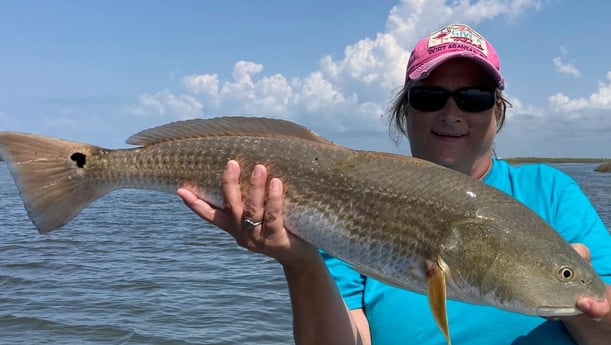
[262,178,285,239]
[178,161,319,265]
[177,160,244,236]
[570,244,610,320]
[576,294,610,320]
[221,160,245,234]
[177,186,231,230]
[571,243,591,264]
[241,164,268,237]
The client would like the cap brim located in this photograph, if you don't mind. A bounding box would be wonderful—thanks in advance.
[407,51,504,89]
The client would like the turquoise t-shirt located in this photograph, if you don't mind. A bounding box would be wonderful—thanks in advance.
[324,158,611,345]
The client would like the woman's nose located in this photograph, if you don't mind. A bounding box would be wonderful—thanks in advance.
[438,97,463,123]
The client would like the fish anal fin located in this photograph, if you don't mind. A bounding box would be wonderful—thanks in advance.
[427,258,452,345]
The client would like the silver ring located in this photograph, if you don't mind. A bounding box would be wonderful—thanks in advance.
[243,218,263,231]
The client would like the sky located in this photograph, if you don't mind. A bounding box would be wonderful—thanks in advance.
[1,0,610,158]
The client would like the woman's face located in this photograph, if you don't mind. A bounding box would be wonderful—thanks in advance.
[406,58,500,177]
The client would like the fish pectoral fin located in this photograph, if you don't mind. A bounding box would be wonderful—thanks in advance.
[427,258,452,345]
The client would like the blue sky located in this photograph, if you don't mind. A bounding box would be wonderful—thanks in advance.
[1,0,610,158]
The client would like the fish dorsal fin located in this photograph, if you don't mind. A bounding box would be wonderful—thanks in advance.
[359,150,441,168]
[126,116,333,146]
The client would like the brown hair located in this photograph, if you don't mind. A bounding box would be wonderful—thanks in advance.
[385,81,511,145]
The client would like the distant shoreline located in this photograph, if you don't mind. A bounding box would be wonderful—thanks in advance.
[503,157,611,165]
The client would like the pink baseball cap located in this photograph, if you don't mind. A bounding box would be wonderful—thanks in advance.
[405,23,505,89]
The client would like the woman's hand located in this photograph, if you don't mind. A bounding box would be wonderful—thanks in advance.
[177,160,320,267]
[178,160,362,344]
[570,244,610,320]
[562,243,611,345]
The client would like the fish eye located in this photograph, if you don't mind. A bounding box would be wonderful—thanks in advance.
[557,266,574,281]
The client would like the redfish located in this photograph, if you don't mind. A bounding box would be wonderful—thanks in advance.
[0,117,605,344]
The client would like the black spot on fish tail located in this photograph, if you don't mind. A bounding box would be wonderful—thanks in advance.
[70,152,87,168]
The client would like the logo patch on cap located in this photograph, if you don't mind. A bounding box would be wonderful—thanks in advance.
[427,23,488,58]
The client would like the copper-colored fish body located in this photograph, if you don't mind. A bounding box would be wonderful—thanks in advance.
[0,117,606,344]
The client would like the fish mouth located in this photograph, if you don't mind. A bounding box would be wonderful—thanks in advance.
[536,306,581,317]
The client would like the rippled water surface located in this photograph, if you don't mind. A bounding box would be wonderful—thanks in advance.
[0,162,609,344]
[0,164,292,345]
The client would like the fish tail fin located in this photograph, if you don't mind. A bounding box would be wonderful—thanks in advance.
[0,132,110,233]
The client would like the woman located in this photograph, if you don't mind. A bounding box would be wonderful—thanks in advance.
[178,23,611,344]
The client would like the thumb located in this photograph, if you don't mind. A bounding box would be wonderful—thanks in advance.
[571,243,591,264]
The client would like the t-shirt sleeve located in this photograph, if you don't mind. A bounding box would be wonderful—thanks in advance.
[549,172,611,285]
[321,251,366,310]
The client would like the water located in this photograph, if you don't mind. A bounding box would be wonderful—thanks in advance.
[0,164,293,345]
[559,163,611,228]
[0,162,610,345]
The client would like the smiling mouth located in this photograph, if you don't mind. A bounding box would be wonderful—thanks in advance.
[432,130,467,138]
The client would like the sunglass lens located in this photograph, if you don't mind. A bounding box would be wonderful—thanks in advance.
[408,87,448,112]
[455,88,495,112]
[408,86,495,113]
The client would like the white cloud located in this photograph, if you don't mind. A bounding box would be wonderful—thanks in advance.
[590,71,611,107]
[548,93,588,112]
[218,62,264,102]
[251,74,293,114]
[552,44,581,78]
[504,94,545,119]
[318,32,406,104]
[549,72,611,112]
[182,74,220,97]
[232,61,263,85]
[496,85,611,158]
[295,72,346,112]
[129,0,544,144]
[385,0,542,41]
[126,0,608,157]
[130,90,203,119]
[494,71,611,157]
[552,57,581,78]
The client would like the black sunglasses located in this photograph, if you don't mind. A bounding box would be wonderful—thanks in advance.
[407,86,497,113]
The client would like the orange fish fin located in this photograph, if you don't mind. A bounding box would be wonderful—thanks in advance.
[0,132,110,233]
[427,257,452,345]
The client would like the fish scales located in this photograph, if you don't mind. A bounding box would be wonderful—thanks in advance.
[0,116,606,345]
[64,133,590,297]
